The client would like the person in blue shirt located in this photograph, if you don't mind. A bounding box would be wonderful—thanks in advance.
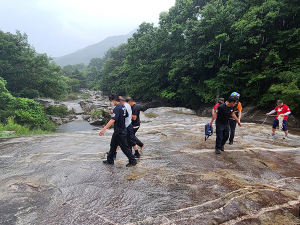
[99,94,137,167]
[110,96,139,159]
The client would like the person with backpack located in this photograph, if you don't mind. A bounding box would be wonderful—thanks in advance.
[228,92,242,145]
[209,96,242,154]
[266,100,291,139]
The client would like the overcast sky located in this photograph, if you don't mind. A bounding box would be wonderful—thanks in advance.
[0,0,175,57]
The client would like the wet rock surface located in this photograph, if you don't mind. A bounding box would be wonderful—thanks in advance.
[1,107,300,225]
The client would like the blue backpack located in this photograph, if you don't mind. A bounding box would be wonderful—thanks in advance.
[205,123,213,141]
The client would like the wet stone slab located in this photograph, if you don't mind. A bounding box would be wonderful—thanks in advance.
[0,107,300,224]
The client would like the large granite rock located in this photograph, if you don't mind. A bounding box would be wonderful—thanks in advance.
[34,98,56,107]
[0,107,299,224]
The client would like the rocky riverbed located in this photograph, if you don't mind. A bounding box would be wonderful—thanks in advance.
[0,107,300,224]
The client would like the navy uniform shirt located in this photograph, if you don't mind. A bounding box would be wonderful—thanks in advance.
[131,104,141,127]
[111,103,128,133]
[216,103,234,126]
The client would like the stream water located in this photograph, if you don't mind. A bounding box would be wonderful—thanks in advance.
[56,120,98,133]
[56,100,100,133]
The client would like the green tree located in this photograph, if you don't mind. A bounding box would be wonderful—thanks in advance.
[99,44,128,95]
[0,30,66,99]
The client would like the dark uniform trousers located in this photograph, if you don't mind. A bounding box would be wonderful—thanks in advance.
[229,120,237,143]
[107,132,137,164]
[133,127,144,148]
[126,124,136,147]
[215,124,230,150]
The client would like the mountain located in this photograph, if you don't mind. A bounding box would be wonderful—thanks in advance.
[52,29,137,67]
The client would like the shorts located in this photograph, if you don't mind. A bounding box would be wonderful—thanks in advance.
[272,119,288,131]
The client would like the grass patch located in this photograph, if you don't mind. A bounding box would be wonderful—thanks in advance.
[81,93,91,99]
[91,109,103,119]
[227,156,234,160]
[44,105,69,116]
[91,109,110,119]
[144,113,158,118]
[61,93,79,101]
[0,118,53,137]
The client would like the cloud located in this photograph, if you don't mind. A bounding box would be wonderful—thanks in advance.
[0,0,175,56]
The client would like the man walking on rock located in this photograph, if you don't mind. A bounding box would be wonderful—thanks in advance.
[99,94,137,167]
[209,96,242,154]
[266,100,291,138]
[120,96,140,154]
[126,97,145,158]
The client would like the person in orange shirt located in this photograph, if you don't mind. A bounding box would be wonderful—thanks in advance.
[228,92,242,145]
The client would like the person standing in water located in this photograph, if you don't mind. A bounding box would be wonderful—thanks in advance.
[266,100,291,138]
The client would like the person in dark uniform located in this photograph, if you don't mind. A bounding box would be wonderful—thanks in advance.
[126,97,144,158]
[209,96,242,154]
[99,94,137,167]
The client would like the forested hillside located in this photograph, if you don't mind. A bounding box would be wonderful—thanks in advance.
[1,0,300,119]
[52,29,137,67]
[96,0,300,115]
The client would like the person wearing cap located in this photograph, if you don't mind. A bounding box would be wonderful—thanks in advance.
[212,98,224,116]
[266,100,291,138]
[228,92,243,145]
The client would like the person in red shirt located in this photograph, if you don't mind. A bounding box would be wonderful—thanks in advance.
[266,100,291,138]
[212,98,224,116]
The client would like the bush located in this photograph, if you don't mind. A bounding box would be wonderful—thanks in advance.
[19,88,40,99]
[45,105,69,117]
[68,93,79,100]
[81,93,91,99]
[91,109,110,119]
[91,109,104,119]
[0,117,53,137]
[12,98,50,127]
[0,79,56,132]
[0,110,15,123]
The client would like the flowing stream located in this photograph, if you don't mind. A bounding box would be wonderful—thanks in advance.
[56,100,99,133]
[56,116,98,133]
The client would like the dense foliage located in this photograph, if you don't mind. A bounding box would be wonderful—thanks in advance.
[0,78,56,131]
[96,0,300,115]
[1,0,300,119]
[44,105,69,117]
[0,30,66,99]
